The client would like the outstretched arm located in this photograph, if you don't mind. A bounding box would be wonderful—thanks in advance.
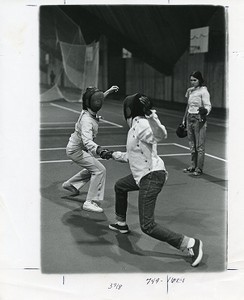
[112,151,128,163]
[103,85,119,98]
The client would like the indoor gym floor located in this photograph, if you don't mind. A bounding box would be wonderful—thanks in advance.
[40,98,227,274]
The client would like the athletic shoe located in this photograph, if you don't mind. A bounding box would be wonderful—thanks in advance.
[62,182,79,195]
[183,167,195,173]
[83,201,103,213]
[192,168,203,176]
[109,223,130,234]
[187,239,203,267]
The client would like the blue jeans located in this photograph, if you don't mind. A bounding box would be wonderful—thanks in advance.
[114,171,184,249]
[187,114,207,171]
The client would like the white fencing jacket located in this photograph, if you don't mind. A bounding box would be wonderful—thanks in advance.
[112,110,167,185]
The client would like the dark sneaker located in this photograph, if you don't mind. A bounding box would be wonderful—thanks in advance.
[109,223,130,234]
[62,182,79,195]
[183,167,195,173]
[187,239,203,267]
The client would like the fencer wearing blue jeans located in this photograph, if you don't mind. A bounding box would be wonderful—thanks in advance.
[115,171,184,249]
[109,93,204,267]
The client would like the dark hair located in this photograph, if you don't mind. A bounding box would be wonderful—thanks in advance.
[123,93,153,120]
[190,71,205,86]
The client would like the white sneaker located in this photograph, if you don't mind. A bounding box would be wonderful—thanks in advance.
[83,201,103,213]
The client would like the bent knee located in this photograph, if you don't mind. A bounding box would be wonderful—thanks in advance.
[114,178,127,193]
[114,181,122,193]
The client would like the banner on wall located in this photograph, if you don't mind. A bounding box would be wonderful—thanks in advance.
[190,26,209,54]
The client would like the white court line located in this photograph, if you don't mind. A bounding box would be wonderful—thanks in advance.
[158,111,227,128]
[41,159,72,164]
[157,142,177,146]
[159,153,190,157]
[40,154,190,164]
[40,125,119,130]
[40,142,227,163]
[50,102,226,128]
[49,103,123,128]
[173,143,227,162]
[40,143,171,151]
[50,103,80,114]
[41,122,75,125]
[99,118,123,128]
[41,147,66,151]
[41,127,74,130]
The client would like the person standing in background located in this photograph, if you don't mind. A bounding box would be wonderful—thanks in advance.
[182,71,211,176]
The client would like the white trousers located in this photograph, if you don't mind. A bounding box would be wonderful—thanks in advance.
[65,147,106,202]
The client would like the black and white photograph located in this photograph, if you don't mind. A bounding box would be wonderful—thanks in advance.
[1,0,244,299]
[40,4,226,273]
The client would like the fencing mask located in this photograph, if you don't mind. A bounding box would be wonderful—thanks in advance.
[82,87,104,112]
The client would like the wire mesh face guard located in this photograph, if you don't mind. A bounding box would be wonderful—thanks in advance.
[83,87,104,112]
[89,91,104,112]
